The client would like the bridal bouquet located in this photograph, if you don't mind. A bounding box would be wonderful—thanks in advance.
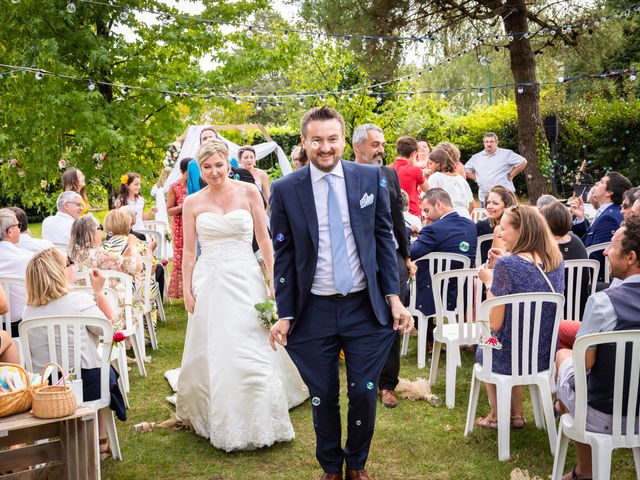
[255,297,278,330]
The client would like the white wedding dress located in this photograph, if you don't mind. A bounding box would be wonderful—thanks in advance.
[174,210,307,451]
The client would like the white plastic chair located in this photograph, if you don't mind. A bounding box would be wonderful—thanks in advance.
[472,208,487,223]
[551,330,640,480]
[464,292,565,461]
[429,269,483,408]
[140,257,158,351]
[475,233,494,268]
[563,259,600,322]
[18,315,122,461]
[411,252,472,369]
[76,270,147,377]
[586,242,611,284]
[0,274,26,363]
[136,229,167,322]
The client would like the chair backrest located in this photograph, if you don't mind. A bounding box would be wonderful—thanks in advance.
[572,330,640,445]
[415,252,472,279]
[75,270,136,334]
[432,268,484,344]
[475,233,494,268]
[18,315,113,409]
[586,242,611,283]
[142,220,169,235]
[477,292,565,380]
[0,275,25,334]
[563,259,600,322]
[472,208,487,223]
[71,286,119,313]
[136,229,164,261]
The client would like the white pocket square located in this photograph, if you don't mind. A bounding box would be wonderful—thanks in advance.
[360,192,374,209]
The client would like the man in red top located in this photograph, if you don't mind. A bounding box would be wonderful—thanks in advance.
[390,136,427,216]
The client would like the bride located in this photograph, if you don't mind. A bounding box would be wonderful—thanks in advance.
[175,139,306,451]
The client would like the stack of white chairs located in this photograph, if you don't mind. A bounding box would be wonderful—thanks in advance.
[464,292,565,460]
[19,315,123,461]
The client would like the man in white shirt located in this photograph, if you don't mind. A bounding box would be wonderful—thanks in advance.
[0,209,34,335]
[464,132,527,205]
[41,191,83,245]
[9,207,54,253]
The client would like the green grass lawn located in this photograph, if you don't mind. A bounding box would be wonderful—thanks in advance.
[100,301,637,480]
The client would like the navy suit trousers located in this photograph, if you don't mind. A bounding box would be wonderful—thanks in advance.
[285,292,396,472]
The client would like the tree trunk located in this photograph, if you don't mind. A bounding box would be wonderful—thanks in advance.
[500,0,548,202]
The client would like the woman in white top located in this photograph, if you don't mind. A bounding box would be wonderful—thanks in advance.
[238,146,270,206]
[114,172,157,231]
[22,248,126,458]
[425,147,474,218]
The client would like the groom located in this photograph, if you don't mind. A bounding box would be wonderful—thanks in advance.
[269,106,413,480]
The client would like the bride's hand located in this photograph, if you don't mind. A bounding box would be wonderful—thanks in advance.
[184,292,195,314]
[268,319,290,351]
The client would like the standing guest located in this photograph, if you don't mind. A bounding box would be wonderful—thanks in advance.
[475,186,518,265]
[150,167,172,250]
[292,146,307,169]
[390,136,428,217]
[9,207,54,253]
[114,173,157,231]
[22,248,126,458]
[435,141,467,177]
[410,189,477,318]
[0,209,34,336]
[62,167,91,216]
[570,172,632,280]
[425,148,474,219]
[238,146,271,205]
[42,191,83,245]
[269,106,413,480]
[416,139,431,169]
[475,205,564,430]
[554,218,640,480]
[167,158,190,298]
[464,132,527,206]
[353,123,416,409]
[621,186,640,220]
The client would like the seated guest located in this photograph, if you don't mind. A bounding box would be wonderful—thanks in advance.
[8,207,54,253]
[22,248,126,458]
[401,190,422,238]
[410,188,477,317]
[0,284,19,363]
[42,191,83,245]
[554,217,640,480]
[475,205,564,430]
[621,186,640,220]
[0,209,34,335]
[424,147,474,219]
[536,194,557,209]
[475,186,518,265]
[571,172,632,281]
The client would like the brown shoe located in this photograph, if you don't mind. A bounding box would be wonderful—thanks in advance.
[320,473,343,480]
[379,389,398,408]
[345,468,372,480]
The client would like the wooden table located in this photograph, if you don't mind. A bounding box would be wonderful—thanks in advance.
[0,407,98,479]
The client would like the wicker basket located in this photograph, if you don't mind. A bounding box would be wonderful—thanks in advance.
[32,362,77,419]
[0,363,33,418]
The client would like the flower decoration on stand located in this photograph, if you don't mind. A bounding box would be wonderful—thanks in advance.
[162,141,182,168]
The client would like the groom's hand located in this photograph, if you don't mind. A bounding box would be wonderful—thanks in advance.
[269,319,291,351]
[388,295,414,334]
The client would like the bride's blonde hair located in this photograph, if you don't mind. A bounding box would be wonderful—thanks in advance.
[197,139,229,168]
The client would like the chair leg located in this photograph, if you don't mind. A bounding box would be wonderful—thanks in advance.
[417,314,427,369]
[444,346,458,409]
[464,370,481,436]
[496,384,512,461]
[130,333,147,377]
[145,312,158,351]
[104,408,122,461]
[537,381,558,454]
[400,332,410,357]
[156,296,166,323]
[590,441,613,479]
[529,384,545,429]
[116,344,130,392]
[429,341,442,387]
[551,423,569,480]
[632,447,640,477]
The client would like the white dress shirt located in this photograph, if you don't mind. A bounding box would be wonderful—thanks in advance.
[17,233,55,253]
[41,211,75,245]
[0,240,34,323]
[310,161,366,295]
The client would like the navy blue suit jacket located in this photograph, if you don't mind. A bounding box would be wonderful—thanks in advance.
[409,212,477,316]
[270,160,400,334]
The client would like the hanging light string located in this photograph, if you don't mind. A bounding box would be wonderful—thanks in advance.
[51,0,640,44]
[1,63,636,106]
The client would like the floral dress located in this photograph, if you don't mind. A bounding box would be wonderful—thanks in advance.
[169,181,187,298]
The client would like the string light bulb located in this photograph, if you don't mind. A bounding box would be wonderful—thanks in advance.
[35,71,44,80]
[235,97,241,104]
[87,81,96,91]
[256,103,262,111]
[66,2,76,13]
[206,24,214,33]
[517,85,524,94]
[630,73,637,81]
[119,10,128,21]
[164,92,171,101]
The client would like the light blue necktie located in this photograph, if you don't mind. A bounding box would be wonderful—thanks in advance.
[324,174,353,295]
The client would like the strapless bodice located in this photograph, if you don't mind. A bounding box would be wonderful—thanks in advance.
[196,210,255,261]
